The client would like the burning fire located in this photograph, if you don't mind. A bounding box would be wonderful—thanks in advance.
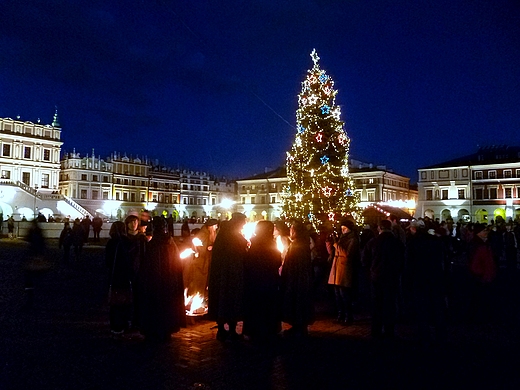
[179,248,195,259]
[276,235,286,253]
[184,288,207,316]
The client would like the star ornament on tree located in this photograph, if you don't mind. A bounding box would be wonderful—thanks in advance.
[297,124,305,134]
[319,72,329,83]
[308,94,318,105]
[321,105,331,114]
[316,132,323,142]
[322,186,333,197]
[320,155,329,164]
[295,193,303,202]
[311,49,320,66]
[328,212,335,221]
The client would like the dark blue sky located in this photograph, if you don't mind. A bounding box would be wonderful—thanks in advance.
[1,0,519,182]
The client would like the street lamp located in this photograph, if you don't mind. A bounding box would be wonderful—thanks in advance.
[33,185,38,220]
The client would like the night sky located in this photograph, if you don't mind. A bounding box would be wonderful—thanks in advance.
[1,0,519,182]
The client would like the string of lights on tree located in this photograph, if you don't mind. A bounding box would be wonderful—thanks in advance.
[282,49,362,228]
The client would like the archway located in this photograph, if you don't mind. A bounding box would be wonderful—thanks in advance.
[474,209,488,224]
[441,209,451,222]
[458,209,470,223]
[493,208,506,223]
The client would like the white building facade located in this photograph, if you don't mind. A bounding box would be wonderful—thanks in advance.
[417,146,520,223]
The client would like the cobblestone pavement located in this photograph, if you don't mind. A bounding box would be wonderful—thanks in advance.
[1,238,519,389]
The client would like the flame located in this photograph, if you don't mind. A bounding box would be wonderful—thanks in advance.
[180,248,195,259]
[184,288,207,316]
[192,237,203,247]
[242,221,257,241]
[276,235,285,253]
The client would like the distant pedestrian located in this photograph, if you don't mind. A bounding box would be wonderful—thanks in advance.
[504,223,517,272]
[71,219,84,261]
[7,215,15,239]
[92,216,103,241]
[208,213,248,341]
[58,222,73,264]
[81,216,92,243]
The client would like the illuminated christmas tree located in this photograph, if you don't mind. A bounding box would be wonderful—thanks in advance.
[282,49,362,228]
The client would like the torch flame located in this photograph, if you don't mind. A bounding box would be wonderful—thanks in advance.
[192,237,203,247]
[276,235,285,253]
[180,248,195,259]
[184,288,207,316]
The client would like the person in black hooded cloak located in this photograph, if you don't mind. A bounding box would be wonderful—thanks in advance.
[139,216,186,342]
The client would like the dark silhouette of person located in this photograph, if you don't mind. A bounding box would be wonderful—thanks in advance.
[243,221,282,341]
[58,222,73,264]
[280,220,315,337]
[139,217,186,342]
[92,216,103,241]
[105,221,132,335]
[208,213,248,341]
[363,219,405,338]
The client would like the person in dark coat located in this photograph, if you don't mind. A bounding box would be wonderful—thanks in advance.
[207,213,248,341]
[81,216,92,243]
[363,219,405,338]
[71,219,84,261]
[58,221,73,264]
[125,214,147,330]
[280,220,315,337]
[328,219,360,325]
[406,220,447,344]
[92,216,103,241]
[139,217,186,342]
[105,221,132,335]
[467,223,497,323]
[243,221,282,341]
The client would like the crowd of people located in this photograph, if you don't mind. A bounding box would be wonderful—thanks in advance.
[97,211,519,344]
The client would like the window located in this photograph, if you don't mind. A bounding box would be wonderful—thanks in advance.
[426,189,433,200]
[92,190,99,200]
[368,192,375,202]
[504,170,512,179]
[140,194,145,202]
[103,192,109,200]
[475,188,483,199]
[24,147,31,159]
[103,176,109,183]
[22,172,30,185]
[462,169,468,177]
[123,193,128,201]
[505,188,512,198]
[81,174,87,181]
[43,149,51,161]
[41,173,49,188]
[442,189,448,200]
[93,175,98,182]
[251,196,256,204]
[116,192,120,200]
[261,196,266,204]
[458,189,465,199]
[183,198,187,204]
[271,196,276,203]
[1,170,11,179]
[421,172,427,180]
[439,170,449,179]
[488,171,496,179]
[2,144,11,157]
[475,171,483,180]
[189,198,194,205]
[212,198,216,205]
[203,199,207,205]
[81,190,87,199]
[489,188,497,199]
[516,170,520,178]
